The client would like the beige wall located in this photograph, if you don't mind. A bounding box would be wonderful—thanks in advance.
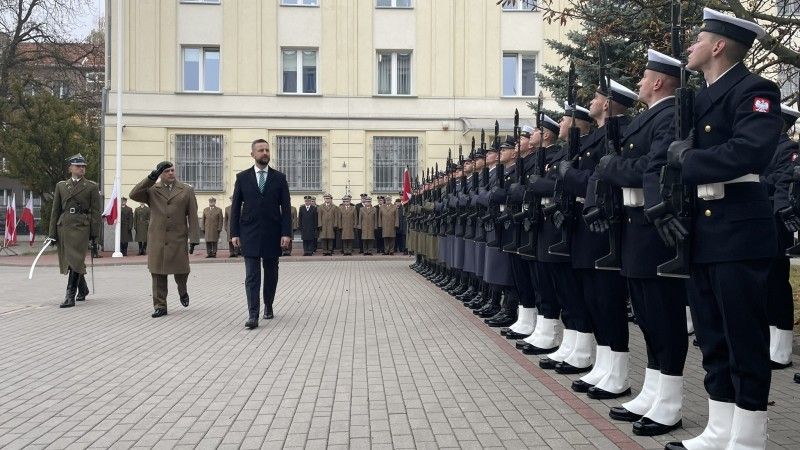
[106,0,576,212]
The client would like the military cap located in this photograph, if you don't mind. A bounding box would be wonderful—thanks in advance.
[597,79,639,108]
[499,135,517,149]
[645,49,684,79]
[781,103,800,127]
[311,196,317,200]
[701,7,766,48]
[540,115,560,135]
[520,125,535,138]
[323,193,332,198]
[360,193,368,198]
[304,195,312,200]
[66,153,87,166]
[364,196,372,201]
[563,101,591,122]
[121,197,128,201]
[395,198,401,203]
[209,197,216,202]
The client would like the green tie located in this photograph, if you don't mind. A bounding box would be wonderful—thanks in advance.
[258,170,266,192]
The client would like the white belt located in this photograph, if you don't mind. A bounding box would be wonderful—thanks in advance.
[499,205,506,212]
[622,188,644,207]
[576,197,585,204]
[540,197,554,207]
[697,174,759,201]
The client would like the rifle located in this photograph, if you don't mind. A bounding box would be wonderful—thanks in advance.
[645,0,694,278]
[501,109,522,252]
[455,145,467,237]
[592,40,624,271]
[549,61,580,256]
[464,137,478,240]
[474,129,489,243]
[484,121,504,247]
[519,92,545,257]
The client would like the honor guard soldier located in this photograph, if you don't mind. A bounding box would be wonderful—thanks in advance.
[317,193,338,256]
[768,103,800,370]
[201,197,223,258]
[598,50,689,436]
[120,197,134,256]
[49,153,101,308]
[134,201,150,255]
[647,9,783,450]
[338,195,357,255]
[455,146,479,301]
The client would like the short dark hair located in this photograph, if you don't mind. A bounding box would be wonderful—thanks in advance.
[251,138,269,150]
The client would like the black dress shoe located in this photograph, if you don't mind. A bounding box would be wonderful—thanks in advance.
[771,360,793,370]
[555,362,593,375]
[486,316,515,328]
[571,379,593,393]
[151,308,167,318]
[587,386,631,400]
[522,344,557,355]
[505,330,531,340]
[692,338,698,347]
[539,357,559,370]
[180,294,190,307]
[795,373,800,383]
[500,327,511,336]
[245,319,258,329]
[664,441,687,449]
[608,406,643,422]
[632,417,682,436]
[263,308,274,320]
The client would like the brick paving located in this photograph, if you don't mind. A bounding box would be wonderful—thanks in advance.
[0,259,798,449]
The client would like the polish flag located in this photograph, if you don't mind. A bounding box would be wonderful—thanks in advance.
[4,193,16,246]
[402,166,411,204]
[102,183,119,225]
[19,193,35,245]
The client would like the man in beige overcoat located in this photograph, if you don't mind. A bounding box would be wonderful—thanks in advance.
[358,197,377,255]
[317,193,338,256]
[378,195,400,255]
[202,197,223,258]
[130,161,200,318]
[338,195,357,255]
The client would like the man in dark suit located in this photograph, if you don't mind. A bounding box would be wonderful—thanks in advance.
[230,139,292,330]
[298,195,318,256]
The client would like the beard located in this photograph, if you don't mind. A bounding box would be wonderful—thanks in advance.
[257,156,270,166]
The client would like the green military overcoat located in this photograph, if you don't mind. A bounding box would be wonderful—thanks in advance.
[358,205,377,240]
[338,204,357,240]
[134,204,150,242]
[121,205,134,243]
[49,178,101,275]
[202,205,223,242]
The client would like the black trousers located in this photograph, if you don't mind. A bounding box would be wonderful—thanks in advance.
[244,256,279,320]
[396,233,406,252]
[688,259,771,411]
[376,229,385,252]
[628,277,688,376]
[767,256,794,330]
[302,239,315,254]
[121,242,129,256]
[549,264,588,332]
[577,268,628,351]
[510,255,535,308]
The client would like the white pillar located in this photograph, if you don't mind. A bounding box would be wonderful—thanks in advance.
[112,0,124,258]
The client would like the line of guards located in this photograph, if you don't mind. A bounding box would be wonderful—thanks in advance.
[405,7,799,449]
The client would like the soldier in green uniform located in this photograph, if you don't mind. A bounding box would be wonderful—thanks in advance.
[134,202,150,255]
[48,154,101,308]
[120,197,134,256]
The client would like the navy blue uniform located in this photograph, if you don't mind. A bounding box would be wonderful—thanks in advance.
[506,154,537,309]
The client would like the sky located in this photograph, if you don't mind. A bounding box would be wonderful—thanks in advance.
[70,0,104,41]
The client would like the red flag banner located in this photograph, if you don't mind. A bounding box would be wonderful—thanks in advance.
[4,193,17,246]
[20,193,35,245]
[402,166,411,204]
[102,183,119,225]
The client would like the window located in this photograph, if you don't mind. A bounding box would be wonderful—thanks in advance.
[175,134,224,191]
[502,0,536,11]
[52,81,71,99]
[181,0,221,4]
[1,156,8,173]
[182,47,220,92]
[778,0,800,16]
[276,136,322,191]
[373,137,418,192]
[377,51,411,96]
[376,0,411,7]
[85,72,104,92]
[282,49,318,94]
[281,0,318,6]
[502,53,536,97]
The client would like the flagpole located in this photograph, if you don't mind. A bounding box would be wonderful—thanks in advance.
[112,0,124,258]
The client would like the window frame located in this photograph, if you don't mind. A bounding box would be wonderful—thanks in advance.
[280,48,319,95]
[180,0,221,4]
[777,0,800,16]
[372,136,419,193]
[276,136,323,192]
[502,52,537,98]
[173,134,225,192]
[279,0,319,7]
[376,50,413,97]
[181,46,221,93]
[375,0,413,8]
[501,0,537,11]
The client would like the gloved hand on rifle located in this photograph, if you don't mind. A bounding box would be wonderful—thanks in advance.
[583,206,610,234]
[595,154,616,178]
[666,132,694,169]
[552,209,566,229]
[557,161,572,179]
[652,213,689,248]
[779,206,800,233]
[148,161,174,181]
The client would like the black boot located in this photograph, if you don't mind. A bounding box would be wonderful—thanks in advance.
[467,282,489,309]
[75,274,89,301]
[457,276,477,301]
[450,273,470,296]
[486,289,519,327]
[60,270,79,308]
[475,288,502,317]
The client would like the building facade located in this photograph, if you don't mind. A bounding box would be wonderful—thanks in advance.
[104,0,571,218]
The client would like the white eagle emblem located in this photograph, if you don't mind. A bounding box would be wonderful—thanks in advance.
[753,97,770,113]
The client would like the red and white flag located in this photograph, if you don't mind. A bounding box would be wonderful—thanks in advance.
[102,183,119,225]
[4,193,16,246]
[19,193,35,246]
[402,166,412,204]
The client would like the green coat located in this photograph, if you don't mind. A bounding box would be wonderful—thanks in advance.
[121,205,134,243]
[48,178,101,275]
[134,205,150,243]
[129,177,200,275]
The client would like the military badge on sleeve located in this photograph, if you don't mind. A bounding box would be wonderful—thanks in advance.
[753,97,770,113]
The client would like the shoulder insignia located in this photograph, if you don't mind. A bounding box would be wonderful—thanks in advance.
[753,97,770,113]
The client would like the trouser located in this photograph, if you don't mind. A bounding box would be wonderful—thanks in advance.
[376,229,385,252]
[549,263,586,330]
[151,273,189,310]
[628,277,688,375]
[384,237,395,254]
[206,241,218,256]
[120,242,129,256]
[138,242,147,254]
[688,259,771,411]
[342,239,353,254]
[511,255,535,308]
[396,233,406,252]
[321,238,335,253]
[528,262,562,321]
[303,239,315,254]
[363,239,374,254]
[244,256,279,320]
[767,255,794,330]
[356,229,363,253]
[576,268,626,346]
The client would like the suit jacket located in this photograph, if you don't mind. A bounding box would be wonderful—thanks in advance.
[230,166,292,258]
